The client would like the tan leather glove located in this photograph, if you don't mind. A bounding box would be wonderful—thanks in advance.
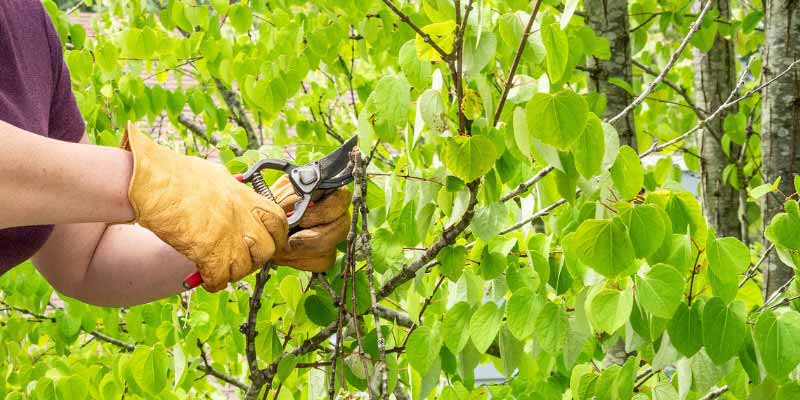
[269,176,352,272]
[121,122,288,292]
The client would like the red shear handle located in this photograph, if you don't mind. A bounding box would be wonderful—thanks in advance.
[182,202,314,290]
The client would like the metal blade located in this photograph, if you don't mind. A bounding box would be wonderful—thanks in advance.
[315,136,357,180]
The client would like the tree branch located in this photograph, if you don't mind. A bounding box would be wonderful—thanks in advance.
[374,305,413,327]
[642,59,799,157]
[177,113,244,156]
[214,79,260,147]
[608,0,715,125]
[355,150,389,399]
[243,265,274,400]
[377,181,480,299]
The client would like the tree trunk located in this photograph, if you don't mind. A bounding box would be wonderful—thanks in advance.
[693,0,742,239]
[584,0,637,149]
[761,0,800,298]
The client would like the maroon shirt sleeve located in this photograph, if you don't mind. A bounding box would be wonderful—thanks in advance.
[43,7,85,144]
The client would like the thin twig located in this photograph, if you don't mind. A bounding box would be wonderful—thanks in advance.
[642,59,799,157]
[739,244,775,287]
[198,340,249,391]
[687,250,704,306]
[355,151,389,399]
[330,189,360,399]
[632,60,702,116]
[244,265,274,400]
[699,386,729,400]
[608,0,716,125]
[499,197,567,235]
[380,0,451,60]
[500,165,554,202]
[400,276,446,349]
[493,0,544,126]
[758,276,796,312]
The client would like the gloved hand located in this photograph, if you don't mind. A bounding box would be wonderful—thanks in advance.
[269,176,352,272]
[121,122,288,292]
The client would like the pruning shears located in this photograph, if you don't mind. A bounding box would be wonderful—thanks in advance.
[182,136,358,290]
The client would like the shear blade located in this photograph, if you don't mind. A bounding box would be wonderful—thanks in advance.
[315,136,357,182]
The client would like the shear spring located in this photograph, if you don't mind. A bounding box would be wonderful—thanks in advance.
[250,174,276,203]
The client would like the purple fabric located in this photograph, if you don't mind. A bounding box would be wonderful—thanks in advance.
[0,1,85,275]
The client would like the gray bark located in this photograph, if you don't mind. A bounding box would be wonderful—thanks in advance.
[584,0,637,148]
[693,0,742,239]
[761,0,800,298]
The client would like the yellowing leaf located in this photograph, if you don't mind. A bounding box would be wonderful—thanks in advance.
[415,21,456,61]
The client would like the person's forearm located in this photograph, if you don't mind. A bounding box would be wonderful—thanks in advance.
[34,222,194,307]
[0,120,134,229]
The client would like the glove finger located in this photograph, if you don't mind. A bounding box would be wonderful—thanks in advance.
[289,212,350,254]
[293,252,337,273]
[270,176,298,210]
[229,237,260,282]
[299,187,352,228]
[199,261,229,292]
[251,207,288,254]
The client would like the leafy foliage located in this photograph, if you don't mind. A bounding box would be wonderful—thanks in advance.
[1,0,799,399]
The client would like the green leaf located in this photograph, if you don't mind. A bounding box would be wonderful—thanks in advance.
[399,40,432,89]
[304,293,338,326]
[635,264,683,318]
[418,89,446,132]
[415,21,456,61]
[277,354,298,382]
[407,325,442,373]
[620,204,667,258]
[765,201,800,250]
[535,302,568,354]
[702,297,746,364]
[573,113,605,178]
[362,75,411,140]
[513,106,532,157]
[526,90,589,150]
[469,202,506,241]
[706,230,749,302]
[667,301,704,357]
[444,135,498,183]
[461,89,483,121]
[541,23,569,82]
[651,383,679,400]
[56,376,88,400]
[749,183,775,200]
[755,310,800,378]
[469,302,502,353]
[507,287,544,340]
[586,281,634,333]
[228,4,252,33]
[438,246,468,282]
[795,175,800,196]
[130,344,170,395]
[442,302,473,353]
[574,218,636,278]
[610,145,644,200]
